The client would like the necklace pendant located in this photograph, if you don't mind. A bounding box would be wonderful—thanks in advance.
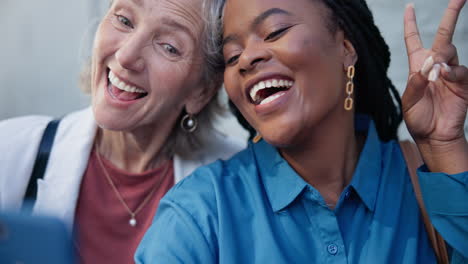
[129,217,137,227]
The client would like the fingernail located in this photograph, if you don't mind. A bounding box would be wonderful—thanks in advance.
[406,2,415,9]
[442,63,451,73]
[421,56,434,76]
[428,64,441,82]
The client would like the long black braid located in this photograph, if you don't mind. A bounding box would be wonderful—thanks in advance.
[228,0,403,142]
[323,0,403,141]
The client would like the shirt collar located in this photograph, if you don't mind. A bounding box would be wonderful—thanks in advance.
[253,116,383,213]
[348,119,383,212]
[253,140,308,212]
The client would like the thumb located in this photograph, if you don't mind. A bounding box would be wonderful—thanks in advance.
[402,71,430,114]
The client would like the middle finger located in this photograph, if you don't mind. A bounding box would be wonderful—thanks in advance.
[432,0,466,52]
[433,44,459,66]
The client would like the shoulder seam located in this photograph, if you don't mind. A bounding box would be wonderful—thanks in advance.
[165,197,217,260]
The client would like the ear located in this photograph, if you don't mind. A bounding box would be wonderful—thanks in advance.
[342,38,358,70]
[184,80,219,115]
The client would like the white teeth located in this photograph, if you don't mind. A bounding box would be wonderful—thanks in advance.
[250,84,259,100]
[108,71,146,93]
[259,92,285,105]
[249,78,294,103]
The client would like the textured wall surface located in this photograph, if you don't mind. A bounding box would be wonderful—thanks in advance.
[1,0,466,139]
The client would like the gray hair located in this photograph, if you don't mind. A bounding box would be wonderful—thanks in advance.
[79,0,227,159]
[201,0,227,78]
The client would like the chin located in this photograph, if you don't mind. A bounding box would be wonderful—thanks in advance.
[261,128,299,148]
[92,104,127,132]
[94,114,124,131]
[256,117,303,148]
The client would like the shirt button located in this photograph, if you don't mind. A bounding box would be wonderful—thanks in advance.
[327,244,338,255]
[345,191,351,198]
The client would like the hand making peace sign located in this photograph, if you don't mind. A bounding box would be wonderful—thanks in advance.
[402,0,468,173]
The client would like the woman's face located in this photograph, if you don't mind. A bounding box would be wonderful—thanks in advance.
[222,0,356,147]
[91,0,208,131]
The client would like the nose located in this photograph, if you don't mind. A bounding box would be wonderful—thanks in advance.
[115,35,145,72]
[238,43,271,74]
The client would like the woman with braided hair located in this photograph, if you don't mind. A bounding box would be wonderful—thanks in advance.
[0,0,247,262]
[136,0,468,262]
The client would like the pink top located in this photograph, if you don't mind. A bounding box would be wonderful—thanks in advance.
[74,149,174,264]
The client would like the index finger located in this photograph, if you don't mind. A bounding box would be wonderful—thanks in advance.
[404,3,424,61]
[432,0,466,51]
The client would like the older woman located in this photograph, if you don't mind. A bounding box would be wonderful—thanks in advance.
[0,0,245,263]
[136,0,468,263]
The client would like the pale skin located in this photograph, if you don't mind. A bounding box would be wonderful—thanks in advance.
[91,0,215,174]
[403,0,468,174]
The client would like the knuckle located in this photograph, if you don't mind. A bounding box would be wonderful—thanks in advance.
[437,26,452,37]
[432,44,458,62]
[404,31,419,41]
[432,45,442,54]
[447,6,460,14]
[408,47,423,56]
[449,44,458,55]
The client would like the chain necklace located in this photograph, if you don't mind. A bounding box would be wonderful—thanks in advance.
[95,150,169,227]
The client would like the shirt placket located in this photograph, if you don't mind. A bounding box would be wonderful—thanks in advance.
[303,186,348,264]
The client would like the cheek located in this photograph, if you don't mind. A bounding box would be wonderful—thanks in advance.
[149,63,197,103]
[93,17,121,61]
[223,71,242,103]
[285,34,343,86]
[93,22,109,57]
[282,36,328,71]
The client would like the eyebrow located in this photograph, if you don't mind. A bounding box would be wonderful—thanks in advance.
[252,8,292,29]
[160,17,196,42]
[130,0,143,6]
[222,8,292,47]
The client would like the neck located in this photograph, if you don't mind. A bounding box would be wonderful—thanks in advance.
[96,124,173,174]
[280,115,363,209]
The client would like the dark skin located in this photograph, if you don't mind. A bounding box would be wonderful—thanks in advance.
[403,0,468,174]
[223,0,468,208]
[223,0,359,207]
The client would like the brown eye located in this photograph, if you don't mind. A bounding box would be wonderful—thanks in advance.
[265,26,292,41]
[225,54,240,66]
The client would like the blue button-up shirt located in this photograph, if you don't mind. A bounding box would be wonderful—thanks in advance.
[136,122,468,263]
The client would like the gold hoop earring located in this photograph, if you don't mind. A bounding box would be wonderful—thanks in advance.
[344,65,355,111]
[181,113,198,133]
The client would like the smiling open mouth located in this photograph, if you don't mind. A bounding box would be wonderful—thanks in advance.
[108,70,148,101]
[249,79,294,105]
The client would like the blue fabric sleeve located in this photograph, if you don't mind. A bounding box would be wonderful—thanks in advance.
[418,167,468,259]
[134,197,216,264]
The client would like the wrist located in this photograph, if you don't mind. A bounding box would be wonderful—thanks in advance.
[415,137,468,174]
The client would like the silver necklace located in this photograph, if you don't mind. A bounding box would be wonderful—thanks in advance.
[96,151,168,227]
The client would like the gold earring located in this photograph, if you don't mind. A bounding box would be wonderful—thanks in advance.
[344,65,355,111]
[253,133,262,143]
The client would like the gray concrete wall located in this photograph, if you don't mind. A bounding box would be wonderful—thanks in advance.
[0,0,107,119]
[1,1,467,139]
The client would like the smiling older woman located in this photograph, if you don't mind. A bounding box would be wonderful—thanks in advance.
[0,0,245,263]
[136,0,468,263]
